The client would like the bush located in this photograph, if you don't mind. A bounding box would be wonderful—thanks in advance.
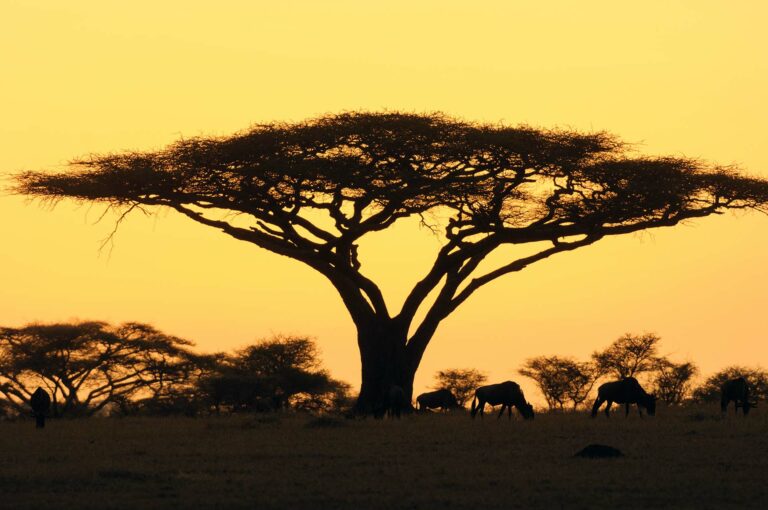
[692,366,768,402]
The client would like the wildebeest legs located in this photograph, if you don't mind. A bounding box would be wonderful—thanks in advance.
[495,405,512,420]
[591,396,605,417]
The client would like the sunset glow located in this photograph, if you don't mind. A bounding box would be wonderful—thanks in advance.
[2,1,767,402]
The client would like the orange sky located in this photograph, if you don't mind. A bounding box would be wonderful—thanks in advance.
[2,1,767,402]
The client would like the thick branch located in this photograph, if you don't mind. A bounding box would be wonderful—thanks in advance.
[449,234,604,314]
[169,202,381,323]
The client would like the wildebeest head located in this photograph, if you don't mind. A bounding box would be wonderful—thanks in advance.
[519,402,535,420]
[643,393,657,416]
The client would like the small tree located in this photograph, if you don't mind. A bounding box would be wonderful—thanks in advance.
[692,366,768,403]
[0,321,202,416]
[518,356,598,410]
[199,335,349,412]
[592,333,662,380]
[652,360,698,405]
[233,336,321,377]
[433,368,487,408]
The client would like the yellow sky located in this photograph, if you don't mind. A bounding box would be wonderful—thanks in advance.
[2,1,767,401]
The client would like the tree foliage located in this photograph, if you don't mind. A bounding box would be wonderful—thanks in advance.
[15,112,768,409]
[652,360,698,405]
[518,356,599,409]
[433,368,487,407]
[199,335,349,413]
[0,321,203,416]
[692,366,768,403]
[592,333,663,380]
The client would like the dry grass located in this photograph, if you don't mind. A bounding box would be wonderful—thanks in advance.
[1,406,766,509]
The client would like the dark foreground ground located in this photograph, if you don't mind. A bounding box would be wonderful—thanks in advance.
[1,406,766,509]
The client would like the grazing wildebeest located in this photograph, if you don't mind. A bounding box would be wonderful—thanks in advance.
[591,377,656,418]
[416,389,460,412]
[30,387,51,428]
[470,381,534,420]
[721,377,757,415]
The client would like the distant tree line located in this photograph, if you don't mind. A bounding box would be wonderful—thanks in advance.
[428,333,766,411]
[514,333,765,410]
[0,321,350,418]
[2,322,764,419]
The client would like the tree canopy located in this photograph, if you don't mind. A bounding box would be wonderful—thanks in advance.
[199,335,350,413]
[518,356,598,410]
[692,366,768,403]
[0,321,203,416]
[16,113,768,326]
[14,112,768,410]
[433,368,487,408]
[592,333,663,380]
[652,360,698,405]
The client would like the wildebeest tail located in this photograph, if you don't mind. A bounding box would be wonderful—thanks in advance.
[470,395,478,417]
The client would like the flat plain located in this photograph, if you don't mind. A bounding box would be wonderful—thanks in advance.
[1,407,766,509]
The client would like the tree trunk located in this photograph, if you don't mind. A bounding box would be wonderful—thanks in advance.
[353,319,417,414]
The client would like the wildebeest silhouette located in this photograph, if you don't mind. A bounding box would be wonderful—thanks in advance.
[374,385,408,419]
[30,387,51,428]
[721,377,757,415]
[591,377,656,418]
[470,381,534,420]
[416,389,459,412]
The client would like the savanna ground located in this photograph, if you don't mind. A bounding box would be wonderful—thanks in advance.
[1,406,766,509]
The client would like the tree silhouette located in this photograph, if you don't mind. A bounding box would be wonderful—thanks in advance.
[518,356,598,410]
[692,366,768,402]
[592,333,663,379]
[14,112,768,412]
[0,321,202,416]
[199,335,348,413]
[652,360,697,405]
[433,368,487,408]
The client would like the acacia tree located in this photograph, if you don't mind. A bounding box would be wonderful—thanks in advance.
[225,335,348,411]
[0,321,202,416]
[652,360,698,405]
[197,335,349,413]
[14,112,768,412]
[692,366,768,402]
[592,333,663,380]
[518,356,598,410]
[433,368,487,407]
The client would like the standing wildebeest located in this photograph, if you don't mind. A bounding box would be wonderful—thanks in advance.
[30,387,51,428]
[721,377,757,415]
[591,377,656,418]
[416,389,460,412]
[374,385,408,418]
[470,381,534,420]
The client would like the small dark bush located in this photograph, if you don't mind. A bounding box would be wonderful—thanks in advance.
[574,444,624,458]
